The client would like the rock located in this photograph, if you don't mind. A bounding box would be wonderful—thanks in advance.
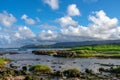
[32,50,57,55]
[8,52,20,55]
[14,76,25,80]
[53,51,76,58]
[9,64,18,69]
[22,66,27,71]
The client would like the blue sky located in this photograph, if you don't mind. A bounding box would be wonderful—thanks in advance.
[0,0,120,47]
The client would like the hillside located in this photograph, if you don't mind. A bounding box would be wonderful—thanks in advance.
[21,40,120,48]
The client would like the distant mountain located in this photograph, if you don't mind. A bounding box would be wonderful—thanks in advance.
[53,40,120,47]
[21,40,120,48]
[21,44,51,48]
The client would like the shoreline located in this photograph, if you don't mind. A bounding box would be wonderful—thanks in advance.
[0,57,120,80]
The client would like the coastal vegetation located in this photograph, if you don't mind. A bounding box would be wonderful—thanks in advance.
[70,44,120,58]
[0,58,10,68]
[32,44,120,58]
[1,44,120,79]
[29,64,51,75]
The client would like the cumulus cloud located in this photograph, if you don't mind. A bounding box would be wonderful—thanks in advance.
[14,26,36,39]
[0,11,16,27]
[61,25,90,37]
[57,16,78,27]
[44,0,59,10]
[67,4,80,16]
[0,26,36,47]
[0,10,120,48]
[88,10,118,39]
[38,24,58,30]
[59,10,120,40]
[38,30,57,40]
[21,14,35,25]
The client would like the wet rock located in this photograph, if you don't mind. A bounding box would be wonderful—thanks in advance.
[22,66,27,71]
[9,64,18,69]
[32,50,57,55]
[53,69,56,72]
[8,52,20,55]
[47,60,50,62]
[52,62,57,64]
[51,66,55,68]
[59,66,62,68]
[53,51,76,58]
[99,67,105,73]
[85,69,93,74]
[73,62,76,64]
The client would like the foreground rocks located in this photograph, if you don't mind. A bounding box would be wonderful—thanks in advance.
[1,55,120,79]
[0,61,120,80]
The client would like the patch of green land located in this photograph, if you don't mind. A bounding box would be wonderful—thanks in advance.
[0,58,10,66]
[70,44,120,58]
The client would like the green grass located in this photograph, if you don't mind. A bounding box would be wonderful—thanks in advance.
[70,44,120,58]
[29,64,51,75]
[0,58,10,68]
[71,44,120,51]
[75,53,120,58]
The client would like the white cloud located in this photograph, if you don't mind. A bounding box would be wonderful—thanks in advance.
[89,10,118,28]
[67,4,80,16]
[21,14,35,25]
[59,10,120,40]
[57,16,78,27]
[38,30,57,40]
[0,10,120,48]
[61,25,90,37]
[38,24,58,30]
[44,0,59,10]
[14,26,36,39]
[0,26,36,47]
[0,11,16,27]
[88,10,118,39]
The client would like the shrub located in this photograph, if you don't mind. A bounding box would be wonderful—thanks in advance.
[29,64,51,75]
[0,58,10,68]
[63,68,80,78]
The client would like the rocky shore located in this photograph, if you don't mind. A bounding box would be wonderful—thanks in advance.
[1,49,120,79]
[32,49,120,58]
[0,57,120,80]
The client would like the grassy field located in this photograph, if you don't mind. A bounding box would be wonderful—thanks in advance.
[70,44,120,58]
[71,44,120,51]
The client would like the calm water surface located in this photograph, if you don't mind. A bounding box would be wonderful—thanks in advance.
[1,48,120,73]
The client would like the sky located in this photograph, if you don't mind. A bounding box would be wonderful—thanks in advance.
[0,0,120,47]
